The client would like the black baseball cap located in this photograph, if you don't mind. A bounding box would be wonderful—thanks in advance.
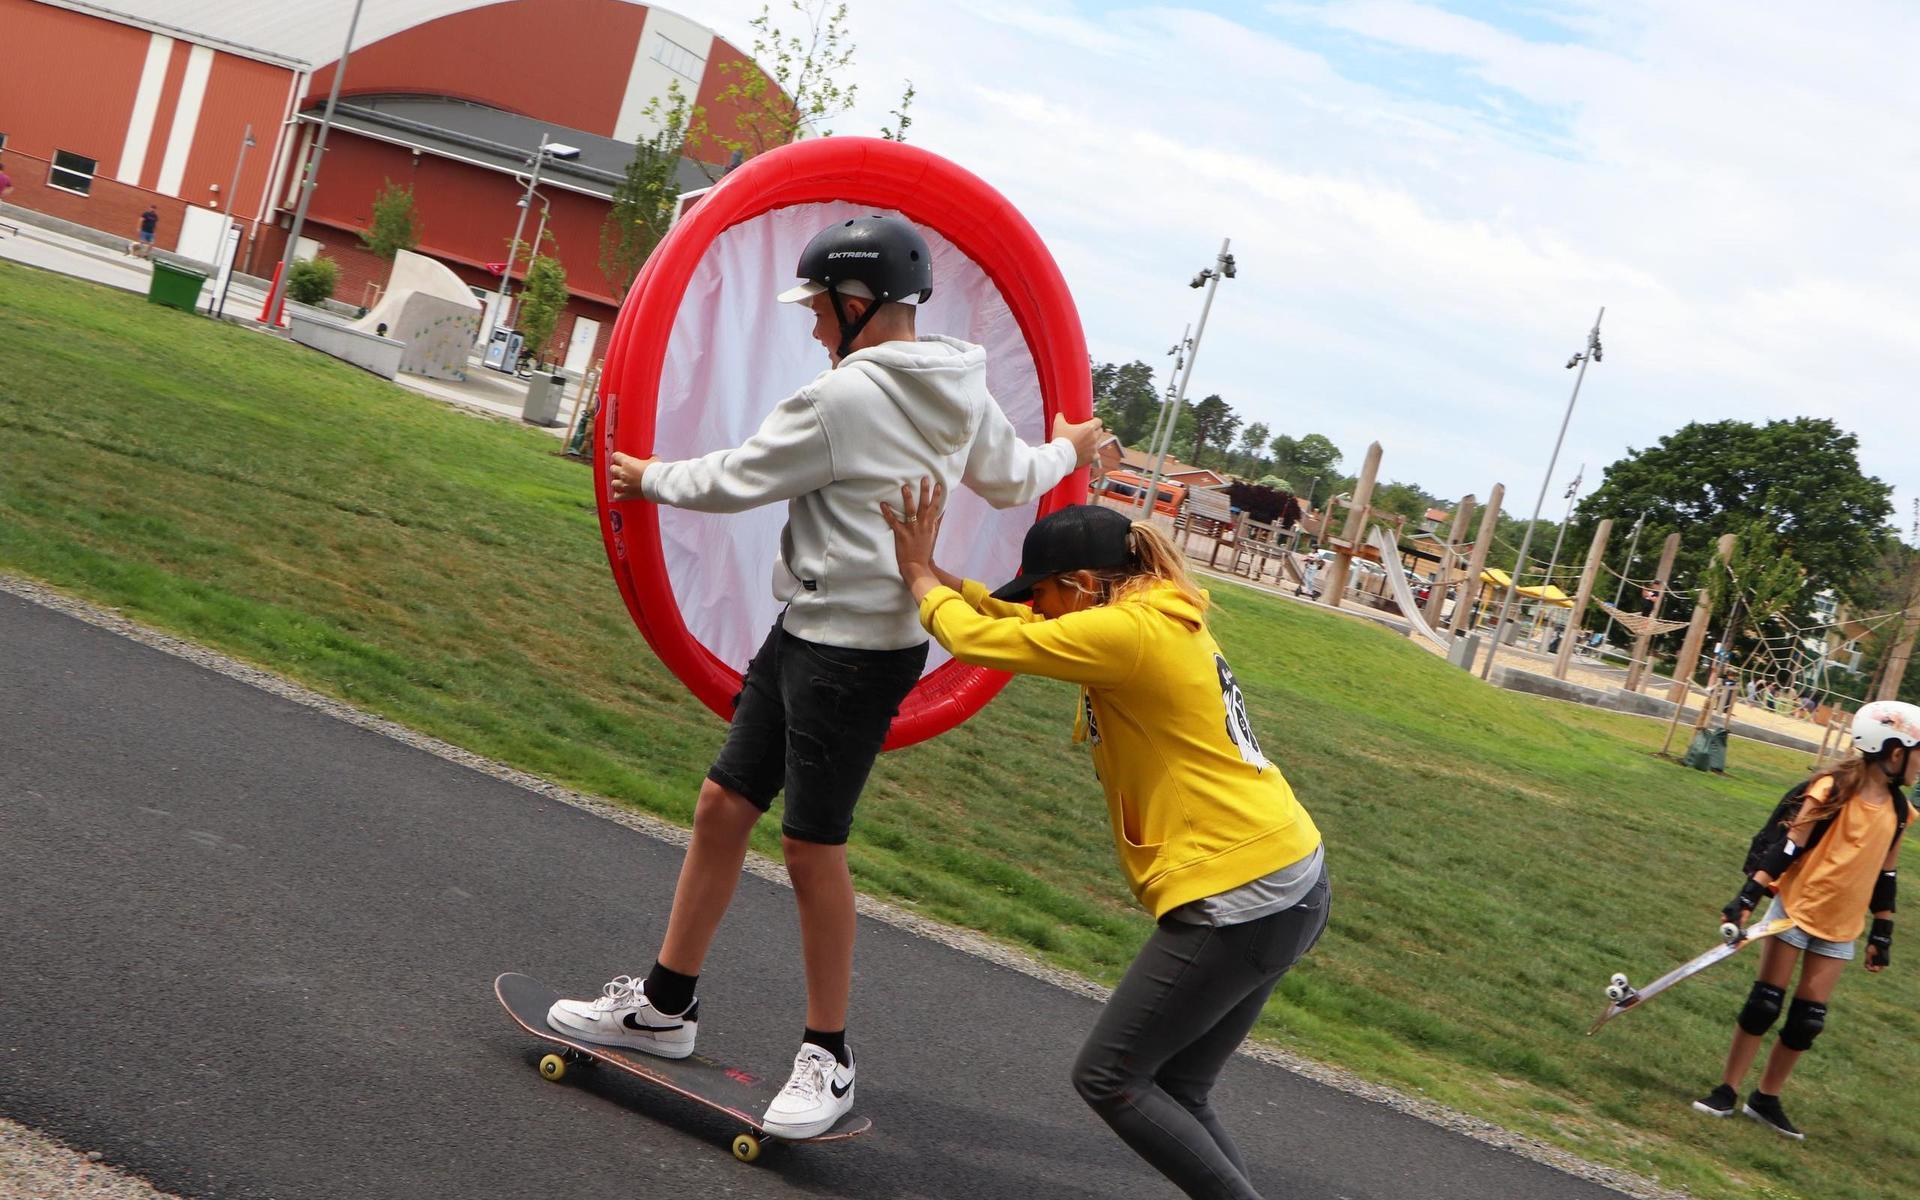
[992,505,1137,601]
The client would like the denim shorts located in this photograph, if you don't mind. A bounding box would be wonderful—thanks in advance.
[706,615,926,845]
[1763,896,1856,961]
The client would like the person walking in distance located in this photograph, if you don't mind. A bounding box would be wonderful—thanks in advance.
[132,205,159,257]
[550,214,1103,1139]
[1692,700,1916,1138]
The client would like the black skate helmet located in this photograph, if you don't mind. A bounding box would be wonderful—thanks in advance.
[777,214,933,357]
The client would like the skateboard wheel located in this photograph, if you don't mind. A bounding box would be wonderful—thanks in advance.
[731,1133,761,1163]
[538,1053,568,1082]
[1606,983,1628,1003]
[1609,973,1628,989]
[1720,922,1740,945]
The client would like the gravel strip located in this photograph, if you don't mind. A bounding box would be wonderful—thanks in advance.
[0,1119,180,1200]
[0,573,1687,1200]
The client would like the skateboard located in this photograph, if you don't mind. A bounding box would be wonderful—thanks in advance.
[495,973,872,1162]
[1586,916,1795,1035]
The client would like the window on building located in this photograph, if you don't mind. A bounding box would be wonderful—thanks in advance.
[49,150,96,196]
[0,132,9,153]
[651,33,706,82]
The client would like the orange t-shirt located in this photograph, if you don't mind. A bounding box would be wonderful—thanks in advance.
[1777,779,1903,943]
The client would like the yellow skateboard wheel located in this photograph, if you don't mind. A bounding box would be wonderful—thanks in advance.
[538,1053,568,1082]
[731,1133,761,1163]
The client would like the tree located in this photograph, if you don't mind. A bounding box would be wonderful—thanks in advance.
[600,84,691,304]
[1269,432,1342,491]
[1186,395,1240,470]
[1092,360,1161,446]
[1237,422,1271,474]
[1571,418,1894,609]
[516,255,570,366]
[358,180,419,262]
[688,1,916,171]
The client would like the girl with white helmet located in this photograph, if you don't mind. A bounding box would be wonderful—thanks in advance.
[1692,699,1919,1138]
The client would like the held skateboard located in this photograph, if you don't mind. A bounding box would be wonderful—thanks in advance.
[495,973,871,1162]
[1586,916,1796,1035]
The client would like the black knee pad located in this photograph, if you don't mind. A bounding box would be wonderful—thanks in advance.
[1738,981,1785,1035]
[1779,998,1828,1051]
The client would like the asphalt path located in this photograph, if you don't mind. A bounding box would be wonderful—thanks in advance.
[0,590,1633,1199]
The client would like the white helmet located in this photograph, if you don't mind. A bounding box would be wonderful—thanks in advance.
[1850,700,1920,755]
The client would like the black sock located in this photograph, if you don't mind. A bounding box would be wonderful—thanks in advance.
[644,961,698,1016]
[804,1027,850,1067]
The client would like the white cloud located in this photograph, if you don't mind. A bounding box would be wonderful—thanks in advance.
[684,0,1920,539]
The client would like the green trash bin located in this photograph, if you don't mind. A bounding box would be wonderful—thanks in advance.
[1683,726,1729,772]
[148,261,209,313]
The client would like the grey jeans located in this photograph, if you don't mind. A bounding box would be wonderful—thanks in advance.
[1073,870,1331,1199]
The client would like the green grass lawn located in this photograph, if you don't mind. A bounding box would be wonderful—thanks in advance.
[3,261,1915,1200]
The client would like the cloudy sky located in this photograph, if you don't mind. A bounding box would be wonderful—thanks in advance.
[689,0,1919,535]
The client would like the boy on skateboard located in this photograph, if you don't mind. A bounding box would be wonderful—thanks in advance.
[551,214,1103,1138]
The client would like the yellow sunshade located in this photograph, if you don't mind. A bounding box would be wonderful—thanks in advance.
[1478,569,1574,607]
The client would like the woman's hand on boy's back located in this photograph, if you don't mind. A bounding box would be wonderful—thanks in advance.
[881,478,951,600]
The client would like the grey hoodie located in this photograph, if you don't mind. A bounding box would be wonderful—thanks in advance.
[642,335,1077,650]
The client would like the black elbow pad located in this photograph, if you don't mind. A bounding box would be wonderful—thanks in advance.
[1755,838,1801,880]
[1871,870,1897,914]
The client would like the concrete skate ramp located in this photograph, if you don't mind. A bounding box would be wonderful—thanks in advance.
[353,250,482,380]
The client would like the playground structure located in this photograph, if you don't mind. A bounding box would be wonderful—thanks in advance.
[1131,436,1919,742]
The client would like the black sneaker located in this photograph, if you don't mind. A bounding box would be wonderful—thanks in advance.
[1743,1091,1805,1141]
[1691,1083,1738,1117]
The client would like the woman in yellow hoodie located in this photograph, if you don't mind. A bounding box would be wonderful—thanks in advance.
[883,485,1327,1200]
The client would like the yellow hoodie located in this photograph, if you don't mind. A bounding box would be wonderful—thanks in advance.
[918,579,1321,917]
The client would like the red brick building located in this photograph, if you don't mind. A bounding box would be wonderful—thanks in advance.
[0,0,789,368]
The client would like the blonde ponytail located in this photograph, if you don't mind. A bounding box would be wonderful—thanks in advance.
[1086,522,1209,612]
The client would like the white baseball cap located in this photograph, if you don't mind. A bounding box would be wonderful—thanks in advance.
[777,278,877,304]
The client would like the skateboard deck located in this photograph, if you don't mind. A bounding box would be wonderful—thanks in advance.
[495,973,871,1162]
[1586,917,1795,1035]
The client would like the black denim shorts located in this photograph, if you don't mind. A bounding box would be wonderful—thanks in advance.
[706,616,927,845]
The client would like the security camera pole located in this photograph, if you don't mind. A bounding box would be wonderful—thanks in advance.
[1479,307,1606,680]
[263,0,366,325]
[490,132,580,340]
[1141,239,1236,516]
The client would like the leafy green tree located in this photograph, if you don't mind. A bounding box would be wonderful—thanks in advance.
[1092,360,1161,446]
[1236,422,1271,475]
[1270,432,1342,487]
[358,180,419,263]
[688,1,916,170]
[1572,418,1893,608]
[1187,395,1240,469]
[600,84,691,304]
[516,255,570,366]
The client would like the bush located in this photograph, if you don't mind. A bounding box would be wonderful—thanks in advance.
[285,256,339,305]
[1227,481,1302,526]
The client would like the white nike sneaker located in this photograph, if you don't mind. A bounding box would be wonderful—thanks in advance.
[545,975,697,1059]
[762,1043,855,1139]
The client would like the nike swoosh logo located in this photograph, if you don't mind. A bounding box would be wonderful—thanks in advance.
[830,1076,852,1098]
[624,1013,683,1033]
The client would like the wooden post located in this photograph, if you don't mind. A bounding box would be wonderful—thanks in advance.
[1553,519,1611,680]
[1876,564,1920,701]
[1425,494,1474,628]
[1448,482,1504,636]
[1668,534,1737,705]
[1625,533,1681,692]
[1323,441,1382,612]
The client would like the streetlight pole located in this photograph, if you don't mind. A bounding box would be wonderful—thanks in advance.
[263,0,366,325]
[1600,511,1647,650]
[1529,463,1583,646]
[1135,326,1189,516]
[491,133,549,341]
[211,122,255,318]
[1142,239,1236,514]
[1480,307,1605,680]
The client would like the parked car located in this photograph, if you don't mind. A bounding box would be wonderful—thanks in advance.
[1090,469,1188,519]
